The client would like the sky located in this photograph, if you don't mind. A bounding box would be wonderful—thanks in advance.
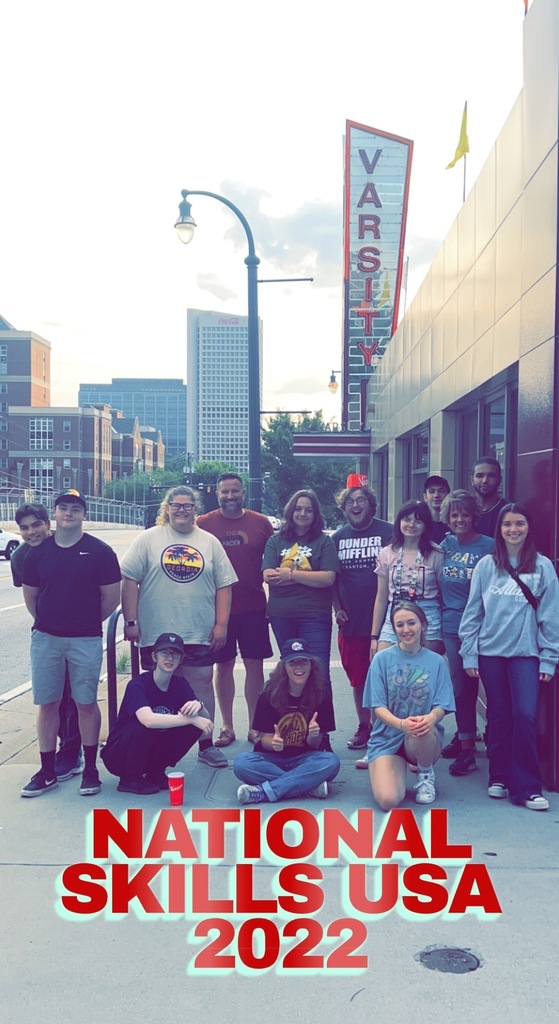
[0,0,527,428]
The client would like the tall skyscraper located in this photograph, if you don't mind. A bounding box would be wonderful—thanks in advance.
[78,378,186,456]
[187,309,263,474]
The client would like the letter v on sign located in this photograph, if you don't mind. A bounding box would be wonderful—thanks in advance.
[359,149,382,174]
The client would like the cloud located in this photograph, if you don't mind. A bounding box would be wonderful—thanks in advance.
[196,273,237,302]
[406,234,442,269]
[218,181,342,288]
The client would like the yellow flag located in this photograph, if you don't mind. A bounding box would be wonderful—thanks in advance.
[379,272,391,306]
[446,102,469,169]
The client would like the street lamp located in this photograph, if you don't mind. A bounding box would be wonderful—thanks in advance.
[175,188,262,512]
[328,370,342,395]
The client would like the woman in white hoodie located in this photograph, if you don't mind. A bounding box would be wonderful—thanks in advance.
[459,504,559,811]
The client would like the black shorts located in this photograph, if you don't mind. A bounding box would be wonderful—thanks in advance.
[213,610,273,664]
[140,643,216,671]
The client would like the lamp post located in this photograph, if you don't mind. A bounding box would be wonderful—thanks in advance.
[175,188,262,512]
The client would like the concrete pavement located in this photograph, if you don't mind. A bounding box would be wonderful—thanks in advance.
[1,648,557,1024]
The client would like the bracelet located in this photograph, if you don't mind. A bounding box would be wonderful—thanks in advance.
[400,719,404,731]
[370,634,379,640]
[125,619,138,627]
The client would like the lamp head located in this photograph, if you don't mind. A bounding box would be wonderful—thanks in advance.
[328,371,339,395]
[175,190,196,244]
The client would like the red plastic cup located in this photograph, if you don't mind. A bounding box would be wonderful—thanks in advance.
[167,771,185,806]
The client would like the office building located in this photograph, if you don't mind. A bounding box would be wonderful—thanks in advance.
[78,378,186,457]
[364,0,559,786]
[187,309,263,474]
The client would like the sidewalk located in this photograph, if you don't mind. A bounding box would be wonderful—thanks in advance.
[1,650,557,1024]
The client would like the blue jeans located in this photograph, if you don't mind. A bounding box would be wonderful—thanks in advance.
[233,749,340,802]
[443,633,478,740]
[479,655,542,801]
[269,614,335,731]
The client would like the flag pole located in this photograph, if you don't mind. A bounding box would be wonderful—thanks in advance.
[463,153,467,203]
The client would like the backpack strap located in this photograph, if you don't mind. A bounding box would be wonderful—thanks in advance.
[504,563,539,611]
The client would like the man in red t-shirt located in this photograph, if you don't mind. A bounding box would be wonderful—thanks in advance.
[198,473,273,746]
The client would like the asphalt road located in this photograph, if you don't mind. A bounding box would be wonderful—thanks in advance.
[0,526,140,698]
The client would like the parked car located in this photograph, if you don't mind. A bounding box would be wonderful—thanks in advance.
[0,528,21,560]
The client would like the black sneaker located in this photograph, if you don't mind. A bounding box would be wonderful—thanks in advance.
[449,750,478,776]
[117,776,159,795]
[441,733,461,759]
[144,771,169,791]
[21,770,58,798]
[55,753,84,782]
[347,723,371,750]
[79,767,102,796]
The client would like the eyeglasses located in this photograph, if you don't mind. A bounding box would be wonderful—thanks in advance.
[346,498,368,507]
[169,502,195,512]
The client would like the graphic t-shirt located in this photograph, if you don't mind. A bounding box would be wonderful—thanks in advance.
[23,533,121,637]
[262,531,340,617]
[440,533,495,634]
[363,645,455,761]
[120,524,238,646]
[252,690,330,757]
[375,545,443,603]
[197,508,273,614]
[333,518,393,636]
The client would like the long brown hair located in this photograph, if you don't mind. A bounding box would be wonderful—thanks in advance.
[493,503,538,574]
[265,656,325,718]
[281,489,325,541]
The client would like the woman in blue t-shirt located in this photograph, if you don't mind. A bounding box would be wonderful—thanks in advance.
[363,602,455,810]
[439,490,494,776]
[233,638,340,803]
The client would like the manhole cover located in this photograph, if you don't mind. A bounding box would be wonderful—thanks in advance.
[416,947,481,974]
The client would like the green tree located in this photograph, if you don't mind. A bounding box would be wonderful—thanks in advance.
[261,412,354,527]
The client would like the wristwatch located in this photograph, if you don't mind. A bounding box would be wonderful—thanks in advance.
[125,619,138,627]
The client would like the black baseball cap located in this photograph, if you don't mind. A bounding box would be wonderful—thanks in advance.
[153,633,186,657]
[281,638,311,662]
[54,489,87,511]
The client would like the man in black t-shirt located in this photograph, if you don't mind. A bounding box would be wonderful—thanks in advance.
[423,475,450,544]
[12,502,82,780]
[332,486,392,750]
[471,457,509,538]
[21,490,121,800]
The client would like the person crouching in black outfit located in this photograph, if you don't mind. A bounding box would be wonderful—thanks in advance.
[101,633,213,794]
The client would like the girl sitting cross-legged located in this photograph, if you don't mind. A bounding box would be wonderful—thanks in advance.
[233,638,340,804]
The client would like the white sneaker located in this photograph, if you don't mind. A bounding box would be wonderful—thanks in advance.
[354,756,369,770]
[306,781,328,799]
[487,782,509,799]
[414,769,436,804]
[525,794,549,811]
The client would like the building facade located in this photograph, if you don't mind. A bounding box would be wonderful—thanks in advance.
[187,309,263,474]
[367,0,559,786]
[0,316,52,492]
[7,404,113,499]
[78,377,186,457]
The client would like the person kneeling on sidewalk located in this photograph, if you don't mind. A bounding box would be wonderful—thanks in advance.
[233,638,340,804]
[364,602,455,809]
[101,633,213,794]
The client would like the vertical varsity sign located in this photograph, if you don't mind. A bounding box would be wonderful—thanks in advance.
[342,121,413,431]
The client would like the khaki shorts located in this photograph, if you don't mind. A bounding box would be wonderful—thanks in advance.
[30,630,102,706]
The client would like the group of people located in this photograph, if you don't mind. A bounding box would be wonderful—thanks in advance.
[12,456,559,814]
